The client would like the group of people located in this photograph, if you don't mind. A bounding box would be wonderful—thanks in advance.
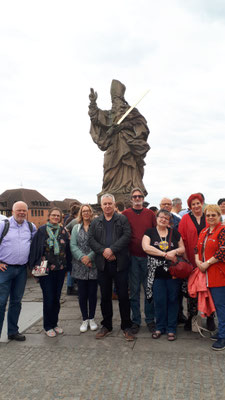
[0,191,225,351]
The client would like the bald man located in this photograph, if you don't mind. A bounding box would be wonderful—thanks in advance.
[160,198,181,229]
[0,201,36,341]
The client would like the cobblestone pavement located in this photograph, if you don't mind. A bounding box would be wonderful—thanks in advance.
[1,278,225,400]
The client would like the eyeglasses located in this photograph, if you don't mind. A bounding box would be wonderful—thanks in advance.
[206,214,218,218]
[158,216,170,222]
[82,210,90,213]
[50,214,61,218]
[132,195,144,199]
[160,203,172,207]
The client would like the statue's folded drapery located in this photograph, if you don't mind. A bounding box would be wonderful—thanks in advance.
[88,80,150,196]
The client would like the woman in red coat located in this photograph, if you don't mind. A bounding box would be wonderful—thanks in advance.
[196,205,225,351]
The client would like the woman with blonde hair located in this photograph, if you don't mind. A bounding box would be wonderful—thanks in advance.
[70,204,98,333]
[196,205,225,350]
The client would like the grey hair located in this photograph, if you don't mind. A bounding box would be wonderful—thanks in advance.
[12,201,28,211]
[172,198,182,207]
[101,193,115,203]
[157,209,172,223]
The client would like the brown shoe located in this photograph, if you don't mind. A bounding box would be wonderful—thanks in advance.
[96,326,112,339]
[123,329,135,341]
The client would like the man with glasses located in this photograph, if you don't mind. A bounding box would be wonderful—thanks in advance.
[123,188,156,334]
[160,198,181,229]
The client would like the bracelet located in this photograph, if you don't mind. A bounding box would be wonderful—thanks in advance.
[207,260,211,266]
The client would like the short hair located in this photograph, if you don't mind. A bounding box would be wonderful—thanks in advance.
[187,193,203,209]
[115,201,125,212]
[77,204,94,224]
[70,204,80,216]
[218,198,225,206]
[204,204,221,216]
[101,193,115,203]
[12,201,28,211]
[130,187,144,198]
[48,207,63,222]
[172,198,182,206]
[156,209,172,223]
[149,206,158,213]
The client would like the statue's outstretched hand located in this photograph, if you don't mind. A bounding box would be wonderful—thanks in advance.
[89,88,98,102]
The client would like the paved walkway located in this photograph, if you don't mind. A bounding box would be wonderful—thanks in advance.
[1,278,225,400]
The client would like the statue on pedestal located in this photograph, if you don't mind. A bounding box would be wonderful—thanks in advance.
[88,79,150,203]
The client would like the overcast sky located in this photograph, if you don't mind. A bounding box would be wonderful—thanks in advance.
[1,0,225,208]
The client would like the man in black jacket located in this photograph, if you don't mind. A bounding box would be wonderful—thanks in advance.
[89,194,134,341]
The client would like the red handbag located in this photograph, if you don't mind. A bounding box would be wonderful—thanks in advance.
[169,257,193,279]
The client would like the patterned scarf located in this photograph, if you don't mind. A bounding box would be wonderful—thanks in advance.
[46,222,60,255]
[146,257,169,300]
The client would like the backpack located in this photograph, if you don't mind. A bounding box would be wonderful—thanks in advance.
[0,219,34,245]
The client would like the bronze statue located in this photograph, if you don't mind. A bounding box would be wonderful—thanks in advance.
[88,79,150,202]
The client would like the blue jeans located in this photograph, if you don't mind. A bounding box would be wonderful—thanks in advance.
[153,278,181,334]
[129,256,154,326]
[67,272,75,287]
[210,286,225,339]
[0,265,27,336]
[39,269,66,331]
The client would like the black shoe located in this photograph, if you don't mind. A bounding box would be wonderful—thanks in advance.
[147,321,156,333]
[130,323,140,334]
[178,313,187,324]
[8,333,26,341]
[184,317,192,331]
[67,286,78,296]
[207,315,216,332]
[212,338,225,351]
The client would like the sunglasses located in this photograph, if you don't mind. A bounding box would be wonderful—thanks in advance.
[132,195,144,199]
[206,214,218,218]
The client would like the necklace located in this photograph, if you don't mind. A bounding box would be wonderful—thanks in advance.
[157,228,169,251]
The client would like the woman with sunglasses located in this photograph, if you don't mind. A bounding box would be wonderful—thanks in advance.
[195,205,225,351]
[142,209,185,341]
[29,207,71,337]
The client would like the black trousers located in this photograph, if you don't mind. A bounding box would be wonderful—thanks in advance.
[98,262,132,331]
[77,279,98,321]
[39,269,66,331]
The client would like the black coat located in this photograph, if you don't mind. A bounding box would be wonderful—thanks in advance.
[88,213,131,271]
[29,225,72,271]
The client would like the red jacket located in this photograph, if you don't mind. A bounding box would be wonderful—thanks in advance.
[178,213,200,268]
[188,268,215,317]
[197,223,225,288]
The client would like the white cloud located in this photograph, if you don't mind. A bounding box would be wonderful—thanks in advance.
[0,0,225,207]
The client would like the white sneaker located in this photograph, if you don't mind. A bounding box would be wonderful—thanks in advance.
[89,319,98,331]
[80,320,89,333]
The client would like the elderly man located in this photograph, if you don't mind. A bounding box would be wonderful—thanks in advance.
[89,194,134,341]
[172,198,182,219]
[123,187,156,334]
[0,201,36,341]
[160,198,181,229]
